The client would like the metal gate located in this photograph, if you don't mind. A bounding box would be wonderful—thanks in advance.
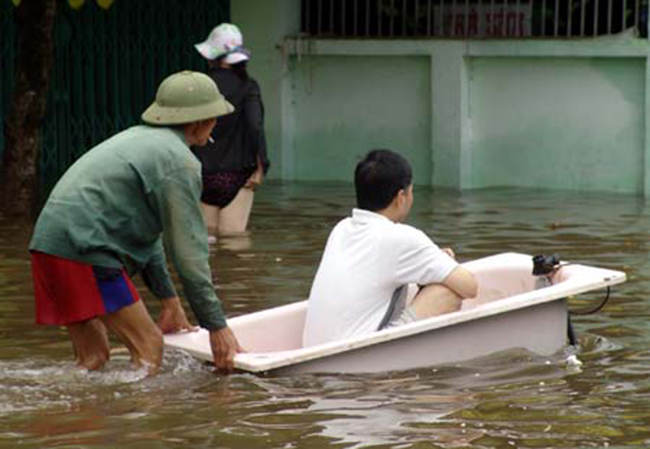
[1,0,229,195]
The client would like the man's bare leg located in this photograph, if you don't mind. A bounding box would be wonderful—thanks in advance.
[409,284,463,319]
[68,319,111,370]
[100,300,163,375]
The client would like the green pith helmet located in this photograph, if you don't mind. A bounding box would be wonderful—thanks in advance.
[141,70,234,125]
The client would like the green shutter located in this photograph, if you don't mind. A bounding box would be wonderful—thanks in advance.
[0,0,229,197]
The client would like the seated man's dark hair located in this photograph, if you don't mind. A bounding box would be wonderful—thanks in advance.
[354,149,413,211]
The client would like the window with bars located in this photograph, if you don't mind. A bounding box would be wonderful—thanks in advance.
[301,0,648,38]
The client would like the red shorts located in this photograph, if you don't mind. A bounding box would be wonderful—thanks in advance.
[31,252,140,325]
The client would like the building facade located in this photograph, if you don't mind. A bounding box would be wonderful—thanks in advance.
[235,0,650,194]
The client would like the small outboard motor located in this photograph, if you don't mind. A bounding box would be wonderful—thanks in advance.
[532,254,561,289]
[532,254,561,276]
[532,254,576,345]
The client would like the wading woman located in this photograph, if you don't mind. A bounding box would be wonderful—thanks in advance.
[193,23,269,240]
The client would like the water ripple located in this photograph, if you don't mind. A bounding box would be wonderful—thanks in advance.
[2,183,650,448]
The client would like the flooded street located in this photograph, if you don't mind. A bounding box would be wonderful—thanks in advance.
[2,182,650,448]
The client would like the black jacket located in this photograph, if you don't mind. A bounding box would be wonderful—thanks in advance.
[192,67,269,174]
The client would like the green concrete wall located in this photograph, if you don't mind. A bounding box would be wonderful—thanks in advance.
[467,57,645,193]
[290,55,432,184]
[234,0,650,194]
[232,0,300,181]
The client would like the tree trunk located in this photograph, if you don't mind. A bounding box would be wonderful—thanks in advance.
[2,0,56,218]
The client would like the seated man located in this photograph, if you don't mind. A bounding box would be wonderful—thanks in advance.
[302,149,478,347]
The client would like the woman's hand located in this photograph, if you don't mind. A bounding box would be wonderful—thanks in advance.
[244,156,265,189]
[244,165,264,189]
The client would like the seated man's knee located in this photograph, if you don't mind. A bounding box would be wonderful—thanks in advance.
[435,295,463,314]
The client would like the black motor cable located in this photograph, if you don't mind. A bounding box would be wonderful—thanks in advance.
[533,255,614,345]
[566,286,611,346]
[569,286,612,316]
[537,259,613,316]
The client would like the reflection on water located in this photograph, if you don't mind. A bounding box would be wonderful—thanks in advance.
[2,182,650,448]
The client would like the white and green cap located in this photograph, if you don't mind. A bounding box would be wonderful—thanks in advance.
[141,70,234,125]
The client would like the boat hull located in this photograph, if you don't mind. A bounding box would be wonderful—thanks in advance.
[164,252,625,375]
[270,299,567,375]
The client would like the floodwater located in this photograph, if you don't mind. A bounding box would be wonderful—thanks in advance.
[1,182,650,448]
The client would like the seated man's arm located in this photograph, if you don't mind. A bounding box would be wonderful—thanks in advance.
[441,266,477,299]
[395,227,477,299]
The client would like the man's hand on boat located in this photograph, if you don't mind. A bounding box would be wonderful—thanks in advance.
[157,296,197,333]
[210,327,245,373]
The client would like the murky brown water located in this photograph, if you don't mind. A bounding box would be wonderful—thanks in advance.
[1,182,650,448]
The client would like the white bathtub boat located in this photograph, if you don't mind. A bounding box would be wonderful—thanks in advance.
[164,253,626,375]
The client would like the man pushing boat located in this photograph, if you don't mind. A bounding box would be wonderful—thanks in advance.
[302,149,478,347]
[29,70,243,374]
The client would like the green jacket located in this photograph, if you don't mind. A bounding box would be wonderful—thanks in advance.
[30,125,226,330]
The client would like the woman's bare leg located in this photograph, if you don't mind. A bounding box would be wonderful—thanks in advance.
[200,202,221,238]
[219,187,254,235]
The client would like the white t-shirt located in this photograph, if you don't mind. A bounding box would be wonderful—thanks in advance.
[302,208,459,347]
